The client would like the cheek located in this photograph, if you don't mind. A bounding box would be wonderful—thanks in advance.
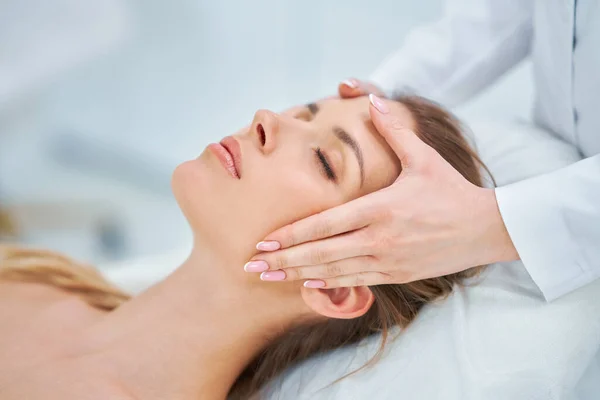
[172,152,343,245]
[244,167,339,233]
[171,154,243,233]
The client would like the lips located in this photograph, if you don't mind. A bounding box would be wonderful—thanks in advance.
[208,136,242,179]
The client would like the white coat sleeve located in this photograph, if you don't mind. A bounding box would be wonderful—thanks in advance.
[369,0,534,107]
[495,154,600,301]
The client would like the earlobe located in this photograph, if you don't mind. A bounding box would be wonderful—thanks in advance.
[301,285,374,320]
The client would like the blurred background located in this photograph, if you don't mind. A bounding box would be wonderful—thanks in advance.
[0,0,532,266]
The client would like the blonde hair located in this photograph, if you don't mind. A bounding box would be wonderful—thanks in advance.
[0,245,129,311]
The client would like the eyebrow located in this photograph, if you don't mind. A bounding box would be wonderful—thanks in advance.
[306,103,365,187]
[333,127,365,187]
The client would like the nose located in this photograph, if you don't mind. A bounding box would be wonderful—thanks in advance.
[251,109,279,155]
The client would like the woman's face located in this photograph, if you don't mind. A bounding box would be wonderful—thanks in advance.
[172,97,413,253]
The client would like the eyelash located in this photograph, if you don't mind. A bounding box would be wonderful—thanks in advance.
[297,108,335,183]
[315,147,337,182]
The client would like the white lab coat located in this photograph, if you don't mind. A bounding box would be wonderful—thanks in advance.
[370,0,600,302]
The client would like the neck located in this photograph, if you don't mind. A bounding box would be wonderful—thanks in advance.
[78,240,313,400]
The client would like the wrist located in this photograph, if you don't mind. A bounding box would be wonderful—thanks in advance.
[477,188,520,264]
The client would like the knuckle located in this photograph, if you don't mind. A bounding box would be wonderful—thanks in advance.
[373,233,395,252]
[310,247,329,265]
[366,201,390,223]
[355,228,376,249]
[274,254,288,269]
[355,202,377,223]
[314,224,332,240]
[364,236,379,254]
[388,118,406,132]
[326,263,343,277]
[285,224,300,246]
[378,203,395,221]
[313,214,333,238]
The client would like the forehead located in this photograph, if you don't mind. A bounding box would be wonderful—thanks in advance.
[315,97,412,195]
[317,96,415,128]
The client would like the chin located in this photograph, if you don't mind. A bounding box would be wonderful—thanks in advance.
[171,153,214,226]
[171,150,240,243]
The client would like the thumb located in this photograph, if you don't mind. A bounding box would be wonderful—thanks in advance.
[368,94,429,171]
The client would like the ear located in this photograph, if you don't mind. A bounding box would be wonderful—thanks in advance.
[300,286,374,319]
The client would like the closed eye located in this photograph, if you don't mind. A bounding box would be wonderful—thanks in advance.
[315,147,337,182]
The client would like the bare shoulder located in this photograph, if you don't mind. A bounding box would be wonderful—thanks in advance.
[0,280,103,331]
[0,279,105,345]
[0,358,136,400]
[0,280,106,388]
[0,280,74,334]
[0,282,130,399]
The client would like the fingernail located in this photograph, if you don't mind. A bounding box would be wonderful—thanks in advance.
[260,270,286,281]
[341,79,357,88]
[244,260,269,272]
[303,280,326,288]
[369,94,389,114]
[256,241,281,251]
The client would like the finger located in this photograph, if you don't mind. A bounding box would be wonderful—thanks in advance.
[338,78,367,98]
[282,255,378,281]
[254,230,370,270]
[261,193,378,249]
[303,271,393,289]
[368,94,432,171]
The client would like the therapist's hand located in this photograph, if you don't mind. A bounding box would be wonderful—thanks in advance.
[338,78,384,99]
[246,95,519,288]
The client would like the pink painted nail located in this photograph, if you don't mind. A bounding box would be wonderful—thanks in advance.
[341,79,357,88]
[303,280,326,288]
[244,260,269,272]
[260,270,286,281]
[256,241,281,251]
[369,94,389,114]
